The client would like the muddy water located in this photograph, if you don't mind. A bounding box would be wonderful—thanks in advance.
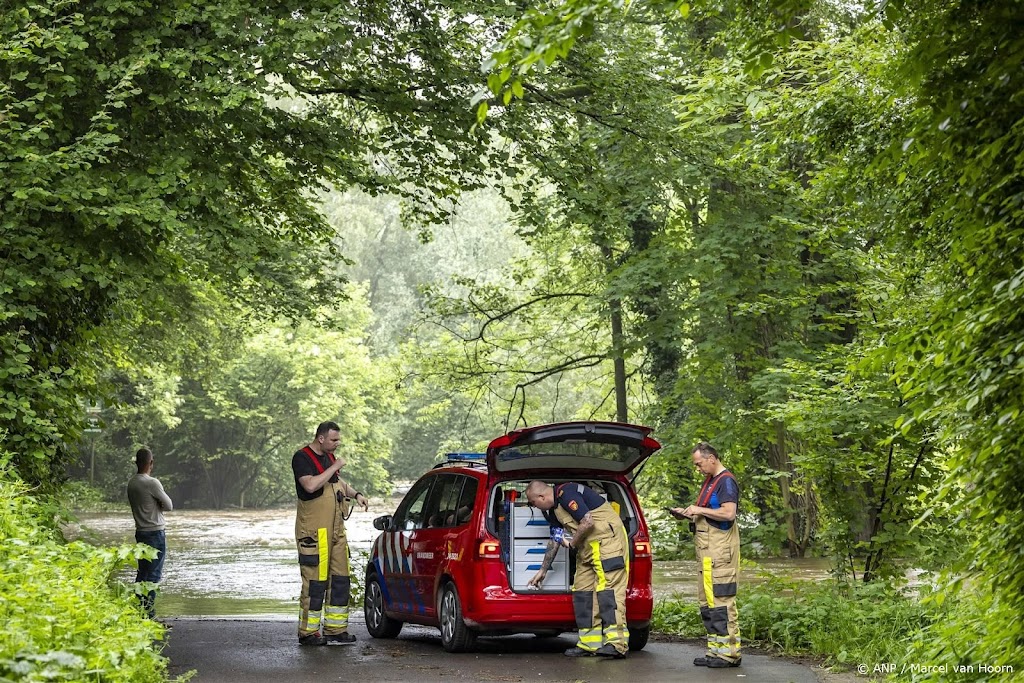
[72,506,832,618]
[72,507,381,619]
[653,556,835,600]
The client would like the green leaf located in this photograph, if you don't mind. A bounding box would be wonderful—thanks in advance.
[487,73,502,95]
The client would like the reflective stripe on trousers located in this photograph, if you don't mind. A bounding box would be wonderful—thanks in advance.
[695,517,741,662]
[296,482,352,637]
[560,503,630,654]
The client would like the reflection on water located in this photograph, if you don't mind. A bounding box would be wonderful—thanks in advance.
[73,507,834,618]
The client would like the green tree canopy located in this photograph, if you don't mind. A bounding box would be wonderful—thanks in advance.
[1,0,515,486]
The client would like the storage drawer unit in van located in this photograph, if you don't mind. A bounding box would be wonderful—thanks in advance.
[511,505,551,538]
[511,559,569,591]
[509,506,570,591]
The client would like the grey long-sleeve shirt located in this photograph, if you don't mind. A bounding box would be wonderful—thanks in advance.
[127,473,173,531]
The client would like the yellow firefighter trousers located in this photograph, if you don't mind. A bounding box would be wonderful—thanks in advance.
[694,515,741,662]
[556,503,630,654]
[296,481,351,637]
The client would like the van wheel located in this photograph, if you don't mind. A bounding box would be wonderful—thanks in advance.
[629,625,650,651]
[364,574,403,638]
[439,582,477,652]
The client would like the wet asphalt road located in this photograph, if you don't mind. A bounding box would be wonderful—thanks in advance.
[163,618,826,683]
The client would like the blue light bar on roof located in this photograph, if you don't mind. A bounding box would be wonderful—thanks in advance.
[446,452,485,460]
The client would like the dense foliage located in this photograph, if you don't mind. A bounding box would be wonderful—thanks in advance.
[72,286,398,508]
[2,0,1021,677]
[653,576,948,672]
[0,452,169,682]
[876,1,1024,671]
[0,0,517,489]
[1,1,340,486]
[472,0,1023,674]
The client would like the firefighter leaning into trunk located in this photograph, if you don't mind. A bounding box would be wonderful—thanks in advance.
[525,480,630,659]
[291,421,368,646]
[670,442,742,668]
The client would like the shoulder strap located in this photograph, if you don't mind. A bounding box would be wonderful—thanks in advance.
[697,470,736,507]
[302,446,335,475]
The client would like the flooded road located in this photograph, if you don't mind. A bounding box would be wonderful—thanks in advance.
[72,505,833,618]
[72,507,381,619]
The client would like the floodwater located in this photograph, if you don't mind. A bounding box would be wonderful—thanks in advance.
[70,506,833,619]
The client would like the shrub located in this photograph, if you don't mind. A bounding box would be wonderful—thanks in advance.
[651,595,706,638]
[654,574,944,673]
[63,480,122,513]
[0,454,173,682]
[909,579,1024,682]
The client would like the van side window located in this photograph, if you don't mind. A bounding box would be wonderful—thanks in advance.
[394,478,433,530]
[423,474,478,528]
[453,477,478,525]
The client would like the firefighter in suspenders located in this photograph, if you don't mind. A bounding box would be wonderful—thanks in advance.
[525,480,630,659]
[670,442,742,668]
[291,421,368,646]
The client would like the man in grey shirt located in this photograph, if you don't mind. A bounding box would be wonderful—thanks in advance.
[127,447,173,618]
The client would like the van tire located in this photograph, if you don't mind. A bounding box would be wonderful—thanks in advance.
[439,582,477,652]
[365,573,403,638]
[629,625,650,651]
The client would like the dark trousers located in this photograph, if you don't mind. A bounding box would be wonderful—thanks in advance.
[135,529,166,618]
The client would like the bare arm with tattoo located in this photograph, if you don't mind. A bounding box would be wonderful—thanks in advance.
[527,539,561,588]
[568,512,595,549]
[540,539,561,568]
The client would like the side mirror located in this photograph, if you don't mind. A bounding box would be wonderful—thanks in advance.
[373,514,394,531]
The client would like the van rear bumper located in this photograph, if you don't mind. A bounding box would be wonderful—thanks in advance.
[462,581,652,629]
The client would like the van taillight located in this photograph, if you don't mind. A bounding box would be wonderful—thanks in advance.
[478,539,501,559]
[633,541,651,559]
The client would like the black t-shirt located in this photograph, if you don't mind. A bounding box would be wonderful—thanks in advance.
[291,447,338,501]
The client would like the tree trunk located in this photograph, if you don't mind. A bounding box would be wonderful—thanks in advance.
[609,293,629,423]
[627,209,682,400]
[767,420,817,557]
